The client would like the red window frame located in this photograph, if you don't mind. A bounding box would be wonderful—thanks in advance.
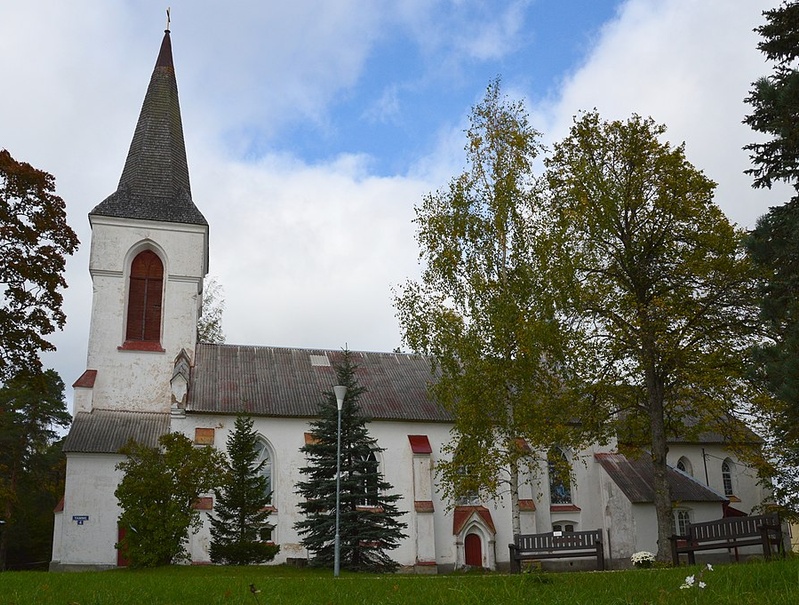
[124,250,163,347]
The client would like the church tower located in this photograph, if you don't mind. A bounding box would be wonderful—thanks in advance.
[73,27,208,415]
[52,27,207,570]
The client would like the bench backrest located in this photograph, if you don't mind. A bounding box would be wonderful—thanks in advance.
[515,529,602,552]
[688,514,779,542]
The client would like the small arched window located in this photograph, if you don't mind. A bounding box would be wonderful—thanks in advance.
[126,250,163,343]
[721,459,735,497]
[552,522,576,533]
[548,448,572,505]
[676,456,693,477]
[674,509,691,536]
[254,439,273,503]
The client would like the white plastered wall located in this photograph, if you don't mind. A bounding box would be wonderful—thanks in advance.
[667,444,767,514]
[55,453,125,568]
[81,215,207,414]
[173,413,543,569]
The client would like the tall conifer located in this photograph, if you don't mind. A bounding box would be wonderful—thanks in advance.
[210,414,278,565]
[744,1,799,518]
[295,351,406,572]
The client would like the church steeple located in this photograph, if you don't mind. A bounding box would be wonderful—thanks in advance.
[91,28,207,226]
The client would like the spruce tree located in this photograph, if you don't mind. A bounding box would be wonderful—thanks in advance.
[210,414,279,565]
[295,351,407,572]
[744,1,799,518]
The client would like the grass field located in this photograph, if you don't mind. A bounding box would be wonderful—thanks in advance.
[1,557,797,605]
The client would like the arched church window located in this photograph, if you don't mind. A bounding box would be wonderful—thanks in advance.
[126,250,163,343]
[674,509,691,536]
[254,439,273,503]
[355,450,379,507]
[721,459,735,497]
[548,448,572,505]
[676,456,693,476]
[455,465,481,506]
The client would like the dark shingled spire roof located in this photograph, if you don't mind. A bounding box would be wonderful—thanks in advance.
[90,29,207,226]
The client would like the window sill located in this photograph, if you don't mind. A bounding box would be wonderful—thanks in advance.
[118,340,165,352]
[550,504,581,513]
[726,495,741,502]
[356,505,384,513]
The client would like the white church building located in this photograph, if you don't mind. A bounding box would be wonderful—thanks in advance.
[50,29,769,572]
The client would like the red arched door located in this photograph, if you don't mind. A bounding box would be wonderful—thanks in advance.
[117,525,130,567]
[465,533,482,567]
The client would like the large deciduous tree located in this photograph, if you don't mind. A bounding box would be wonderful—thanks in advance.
[295,351,406,572]
[0,369,70,570]
[0,150,79,381]
[546,111,761,560]
[744,0,799,518]
[394,79,589,535]
[210,414,279,565]
[115,432,225,567]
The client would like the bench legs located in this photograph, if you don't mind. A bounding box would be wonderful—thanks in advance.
[509,545,520,574]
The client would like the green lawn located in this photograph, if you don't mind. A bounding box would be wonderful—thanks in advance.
[1,557,797,605]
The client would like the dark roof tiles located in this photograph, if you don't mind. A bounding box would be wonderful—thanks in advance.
[595,452,726,503]
[63,410,170,454]
[90,30,207,226]
[188,344,450,422]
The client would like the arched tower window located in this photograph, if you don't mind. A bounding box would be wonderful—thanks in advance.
[548,448,572,505]
[721,459,735,497]
[126,250,163,343]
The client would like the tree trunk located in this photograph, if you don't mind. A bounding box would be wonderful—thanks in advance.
[646,362,672,561]
[509,457,521,537]
[0,462,17,571]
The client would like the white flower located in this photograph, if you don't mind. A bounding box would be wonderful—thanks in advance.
[706,563,713,571]
[630,551,655,565]
[679,574,695,590]
[698,582,706,589]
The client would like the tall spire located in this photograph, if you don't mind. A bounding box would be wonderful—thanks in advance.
[91,28,207,226]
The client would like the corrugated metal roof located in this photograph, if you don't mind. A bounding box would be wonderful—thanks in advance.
[188,344,450,422]
[63,410,171,453]
[595,452,726,503]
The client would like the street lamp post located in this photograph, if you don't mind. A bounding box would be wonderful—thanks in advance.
[332,385,347,577]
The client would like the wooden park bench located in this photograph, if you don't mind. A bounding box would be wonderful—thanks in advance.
[509,529,605,573]
[670,513,784,566]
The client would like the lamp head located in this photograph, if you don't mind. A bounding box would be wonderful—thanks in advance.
[333,385,347,411]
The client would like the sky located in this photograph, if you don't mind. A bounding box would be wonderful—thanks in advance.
[0,0,788,413]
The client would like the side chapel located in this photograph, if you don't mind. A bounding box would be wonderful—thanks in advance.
[50,28,769,572]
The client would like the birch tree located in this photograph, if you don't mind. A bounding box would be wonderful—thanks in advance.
[394,79,589,536]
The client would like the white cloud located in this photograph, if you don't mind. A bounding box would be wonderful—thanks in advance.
[535,0,783,228]
[457,0,531,61]
[192,150,429,352]
[364,85,402,125]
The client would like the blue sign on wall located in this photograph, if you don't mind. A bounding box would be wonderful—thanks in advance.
[72,515,89,525]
